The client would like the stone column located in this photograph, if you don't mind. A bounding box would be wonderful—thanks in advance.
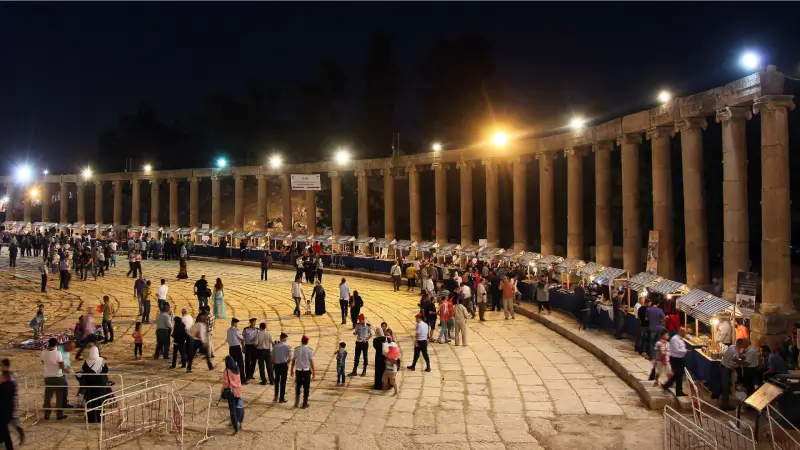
[256,174,268,228]
[717,107,752,300]
[233,175,244,229]
[94,181,103,225]
[150,179,160,227]
[188,177,199,227]
[59,182,68,223]
[483,159,499,247]
[306,189,317,233]
[647,127,676,280]
[382,168,395,240]
[23,195,31,223]
[675,118,709,288]
[536,153,555,255]
[281,173,292,231]
[3,182,12,221]
[113,181,123,226]
[76,181,85,225]
[512,158,527,250]
[751,95,797,347]
[457,161,473,246]
[433,163,448,244]
[618,133,643,275]
[357,169,369,237]
[211,176,220,228]
[329,172,342,236]
[566,148,584,259]
[169,178,179,228]
[407,165,421,242]
[41,183,49,223]
[131,180,141,227]
[593,142,613,266]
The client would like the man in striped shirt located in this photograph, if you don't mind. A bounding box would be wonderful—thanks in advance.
[652,330,670,387]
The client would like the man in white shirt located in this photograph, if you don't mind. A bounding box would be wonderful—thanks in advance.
[391,261,402,292]
[716,319,733,345]
[181,308,194,330]
[338,279,350,325]
[291,335,315,408]
[41,338,66,420]
[453,300,470,347]
[661,327,689,396]
[157,279,169,312]
[477,278,488,321]
[226,318,246,383]
[407,314,431,372]
[256,322,274,385]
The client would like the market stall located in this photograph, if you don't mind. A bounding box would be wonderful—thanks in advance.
[45,223,59,234]
[373,238,396,259]
[143,226,162,240]
[111,225,128,242]
[458,244,484,264]
[394,240,414,261]
[311,234,332,253]
[211,228,232,247]
[31,222,44,234]
[231,230,251,248]
[646,278,690,322]
[96,224,113,240]
[478,246,504,262]
[354,236,376,257]
[177,227,195,243]
[162,227,179,240]
[415,241,439,260]
[269,231,292,251]
[435,243,461,264]
[292,233,313,252]
[517,252,542,276]
[58,223,71,234]
[0,221,13,231]
[555,258,585,290]
[82,224,98,239]
[577,262,606,285]
[625,272,662,308]
[194,227,213,245]
[499,248,522,263]
[68,222,82,236]
[333,235,355,255]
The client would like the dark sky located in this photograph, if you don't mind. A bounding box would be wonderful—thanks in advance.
[1,2,799,174]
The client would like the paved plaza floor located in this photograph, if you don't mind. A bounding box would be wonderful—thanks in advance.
[0,254,663,449]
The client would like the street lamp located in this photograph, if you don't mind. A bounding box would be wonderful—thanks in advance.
[143,164,152,174]
[492,132,508,147]
[335,149,350,165]
[740,51,761,70]
[82,167,93,180]
[216,157,227,168]
[658,90,672,103]
[269,154,283,168]
[432,142,442,152]
[30,188,39,198]
[570,117,586,130]
[43,169,49,176]
[15,165,32,184]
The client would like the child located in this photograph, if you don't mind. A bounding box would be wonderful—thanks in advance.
[652,330,671,386]
[30,311,44,340]
[132,322,143,360]
[335,342,347,385]
[110,251,116,268]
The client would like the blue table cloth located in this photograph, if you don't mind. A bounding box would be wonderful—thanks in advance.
[549,289,583,319]
[683,344,721,393]
[518,282,534,301]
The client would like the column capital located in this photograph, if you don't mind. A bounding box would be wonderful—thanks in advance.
[753,95,795,114]
[76,180,85,187]
[405,165,418,174]
[564,147,587,157]
[480,159,494,167]
[591,141,614,153]
[255,174,267,181]
[149,178,160,185]
[354,169,368,177]
[210,175,219,181]
[674,117,707,133]
[380,168,393,177]
[616,133,643,146]
[233,174,245,182]
[456,160,474,169]
[328,171,340,178]
[534,151,556,161]
[716,106,753,123]
[167,177,178,184]
[93,180,103,187]
[646,126,675,140]
[130,179,140,185]
[187,176,199,183]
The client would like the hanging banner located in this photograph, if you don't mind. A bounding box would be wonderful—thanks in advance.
[290,174,321,191]
[646,230,659,275]
[735,271,758,318]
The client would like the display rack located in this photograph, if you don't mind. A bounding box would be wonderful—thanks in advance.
[334,235,355,255]
[555,258,585,289]
[353,236,376,257]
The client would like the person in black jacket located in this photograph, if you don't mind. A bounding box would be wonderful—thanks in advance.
[349,291,364,329]
[0,370,18,449]
[171,317,188,368]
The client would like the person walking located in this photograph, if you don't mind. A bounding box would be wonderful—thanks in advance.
[8,240,17,268]
[477,278,488,321]
[349,291,364,330]
[335,342,347,385]
[243,318,259,382]
[453,298,470,346]
[260,252,270,281]
[213,278,227,319]
[226,318,246,383]
[194,275,209,311]
[407,314,431,372]
[221,356,245,433]
[350,314,372,377]
[133,274,146,316]
[171,317,188,369]
[132,322,143,360]
[338,278,350,325]
[256,322,274,385]
[646,300,666,361]
[311,281,326,315]
[272,333,291,403]
[499,275,516,320]
[435,296,452,344]
[156,279,168,313]
[141,280,153,324]
[291,335,315,409]
[612,290,626,339]
[0,359,24,447]
[154,303,173,359]
[718,339,747,410]
[405,263,416,292]
[101,296,114,343]
[58,256,70,290]
[662,327,689,396]
[382,329,400,395]
[41,338,66,420]
[315,256,324,282]
[39,255,48,293]
[186,314,213,372]
[204,307,216,358]
[372,328,387,390]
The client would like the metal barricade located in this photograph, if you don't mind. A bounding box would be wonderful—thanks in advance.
[767,406,800,450]
[17,373,126,425]
[692,399,756,450]
[663,405,717,449]
[173,383,216,447]
[98,383,180,449]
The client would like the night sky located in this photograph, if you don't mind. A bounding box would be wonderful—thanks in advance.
[1,2,799,173]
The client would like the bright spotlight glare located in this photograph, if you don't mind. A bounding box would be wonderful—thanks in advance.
[43,169,49,175]
[432,142,442,152]
[335,149,351,165]
[16,165,33,183]
[30,188,39,198]
[658,91,672,103]
[82,167,93,179]
[217,157,227,168]
[741,51,760,70]
[269,154,283,168]
[570,117,586,130]
[0,196,8,204]
[492,132,508,147]
[143,164,152,174]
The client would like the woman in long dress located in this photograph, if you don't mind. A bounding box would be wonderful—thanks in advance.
[79,344,111,423]
[311,281,326,315]
[177,256,188,279]
[213,278,227,319]
[372,327,387,390]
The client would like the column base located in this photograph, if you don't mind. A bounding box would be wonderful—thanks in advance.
[750,309,800,349]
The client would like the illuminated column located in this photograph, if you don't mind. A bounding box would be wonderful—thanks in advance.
[23,194,31,223]
[357,169,369,236]
[382,168,395,240]
[94,180,103,225]
[329,171,342,236]
[751,95,797,347]
[647,127,675,279]
[76,181,85,225]
[233,175,244,229]
[512,158,527,250]
[675,118,709,287]
[457,161,473,246]
[281,173,292,232]
[188,177,199,227]
[618,133,642,275]
[483,159,499,248]
[716,107,751,300]
[113,180,123,226]
[536,153,555,255]
[3,182,12,221]
[131,179,141,227]
[211,176,220,228]
[59,182,68,223]
[169,178,179,228]
[566,148,584,259]
[593,142,613,266]
[40,183,49,224]
[306,189,317,233]
[407,165,421,242]
[433,163,447,244]
[256,174,268,228]
[150,179,160,227]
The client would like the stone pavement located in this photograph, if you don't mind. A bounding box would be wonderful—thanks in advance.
[0,254,663,449]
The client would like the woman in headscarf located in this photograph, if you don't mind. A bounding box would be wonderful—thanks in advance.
[79,343,111,423]
[311,280,326,316]
[221,355,244,433]
[372,327,387,390]
[177,253,188,279]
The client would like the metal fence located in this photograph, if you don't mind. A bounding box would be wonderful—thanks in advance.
[767,406,800,450]
[98,383,182,449]
[173,384,217,447]
[663,405,718,450]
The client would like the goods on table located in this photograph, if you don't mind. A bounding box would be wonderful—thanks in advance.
[9,330,73,350]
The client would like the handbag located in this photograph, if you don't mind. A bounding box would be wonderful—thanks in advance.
[221,370,234,400]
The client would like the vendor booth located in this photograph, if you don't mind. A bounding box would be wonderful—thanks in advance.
[592,267,629,290]
[499,248,522,263]
[555,258,584,289]
[45,223,59,234]
[354,236,376,257]
[143,226,162,240]
[373,238,396,259]
[333,235,355,255]
[247,231,267,248]
[269,232,292,251]
[517,252,542,275]
[459,244,484,264]
[211,229,232,248]
[231,230,251,247]
[162,227,179,239]
[535,254,563,275]
[625,272,662,308]
[647,278,690,319]
[96,224,113,240]
[292,234,313,252]
[31,222,44,233]
[111,225,129,241]
[415,241,439,260]
[394,240,414,260]
[194,227,213,245]
[82,224,98,239]
[177,227,195,242]
[311,234,332,253]
[435,243,461,264]
[577,262,606,284]
[478,246,504,262]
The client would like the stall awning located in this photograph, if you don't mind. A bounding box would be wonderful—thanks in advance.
[1,221,14,227]
[536,254,564,269]
[416,241,439,252]
[394,240,414,250]
[195,228,213,236]
[270,232,291,241]
[232,230,250,239]
[578,262,606,278]
[311,234,331,243]
[97,224,113,231]
[58,223,71,229]
[677,289,712,314]
[32,222,44,227]
[517,252,542,266]
[177,227,195,235]
[293,234,312,243]
[69,222,81,229]
[162,227,179,234]
[113,225,129,232]
[479,247,503,259]
[334,235,355,244]
[626,272,662,292]
[460,244,484,255]
[46,222,59,228]
[593,267,628,286]
[83,224,97,231]
[373,238,396,248]
[212,228,232,237]
[354,237,376,246]
[499,248,522,260]
[648,279,690,296]
[556,258,585,274]
[690,295,741,325]
[436,243,461,255]
[249,231,268,238]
